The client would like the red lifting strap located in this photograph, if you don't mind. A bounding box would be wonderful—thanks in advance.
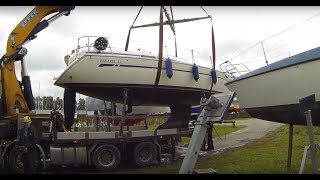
[211,25,216,69]
[209,22,216,97]
[154,6,164,87]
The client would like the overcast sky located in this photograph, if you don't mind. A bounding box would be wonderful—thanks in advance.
[1,6,320,99]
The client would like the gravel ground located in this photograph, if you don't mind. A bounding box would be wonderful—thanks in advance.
[176,118,284,157]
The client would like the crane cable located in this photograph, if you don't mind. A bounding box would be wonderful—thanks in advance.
[125,6,143,51]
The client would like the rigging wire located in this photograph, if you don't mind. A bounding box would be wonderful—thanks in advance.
[223,10,320,63]
[265,44,288,53]
[241,43,288,62]
[243,51,290,65]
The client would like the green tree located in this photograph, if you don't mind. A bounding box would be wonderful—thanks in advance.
[34,96,42,110]
[42,96,48,109]
[54,97,63,110]
[47,96,54,110]
[42,96,54,110]
[77,98,86,110]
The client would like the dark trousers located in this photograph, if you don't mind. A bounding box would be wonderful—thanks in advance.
[22,148,37,173]
[207,124,214,150]
[201,124,214,151]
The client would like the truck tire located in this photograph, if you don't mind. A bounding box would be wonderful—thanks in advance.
[8,147,24,173]
[132,142,157,167]
[92,144,121,172]
[9,147,41,173]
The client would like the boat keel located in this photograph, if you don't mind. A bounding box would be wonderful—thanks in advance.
[157,104,191,130]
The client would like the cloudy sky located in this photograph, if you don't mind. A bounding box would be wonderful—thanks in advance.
[1,6,320,99]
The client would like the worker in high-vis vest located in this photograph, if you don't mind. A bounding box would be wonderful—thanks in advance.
[17,116,38,173]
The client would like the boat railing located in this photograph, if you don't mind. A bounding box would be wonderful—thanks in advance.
[75,36,114,54]
[219,61,250,79]
[70,36,209,67]
[73,36,160,60]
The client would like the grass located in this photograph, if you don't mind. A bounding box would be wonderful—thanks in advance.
[115,124,320,174]
[191,124,320,174]
[148,124,160,131]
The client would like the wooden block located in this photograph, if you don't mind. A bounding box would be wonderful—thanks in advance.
[193,168,218,174]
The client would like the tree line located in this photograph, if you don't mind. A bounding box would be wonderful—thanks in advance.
[33,96,86,110]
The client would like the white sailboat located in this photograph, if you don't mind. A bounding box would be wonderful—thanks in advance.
[54,36,230,106]
[54,6,231,128]
[225,47,320,125]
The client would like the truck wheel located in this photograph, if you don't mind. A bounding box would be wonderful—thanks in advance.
[132,142,157,167]
[93,145,121,172]
[9,147,41,173]
[8,147,24,173]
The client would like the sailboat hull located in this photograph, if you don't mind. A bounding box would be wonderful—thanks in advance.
[55,51,230,106]
[225,47,320,126]
[245,103,320,126]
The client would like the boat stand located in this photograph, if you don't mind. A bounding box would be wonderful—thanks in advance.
[103,101,111,132]
[119,88,132,137]
[298,94,319,174]
[179,92,235,174]
[287,123,294,173]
